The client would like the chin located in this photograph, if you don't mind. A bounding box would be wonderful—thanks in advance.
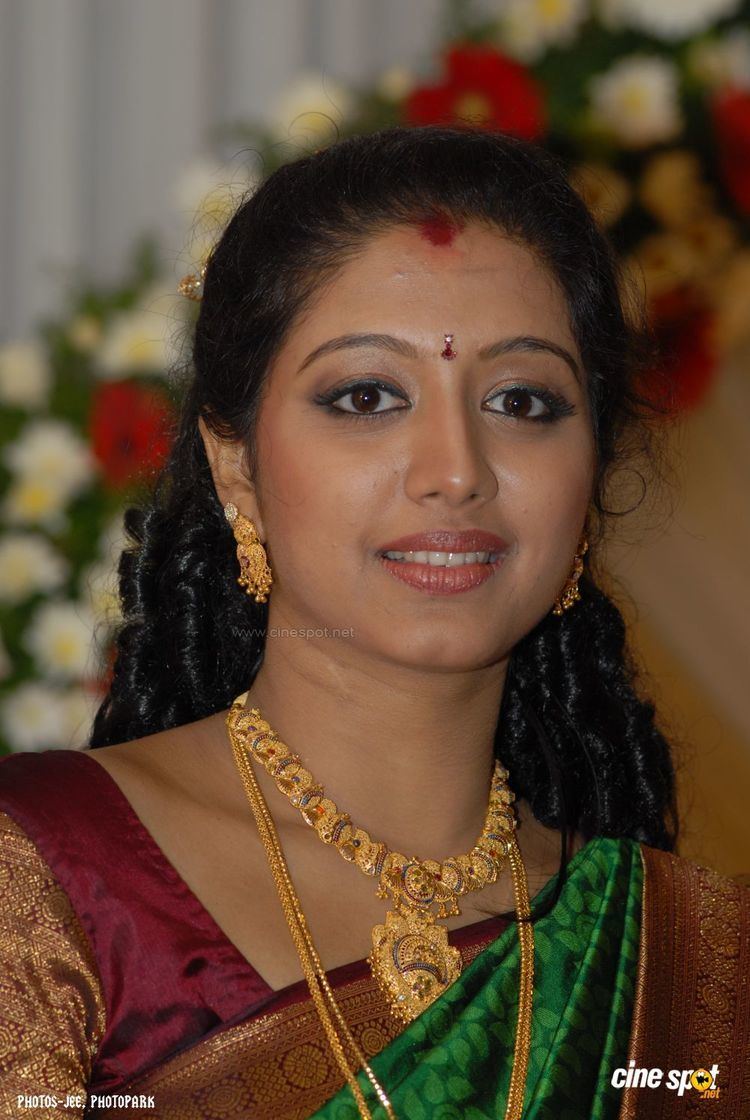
[380,634,508,674]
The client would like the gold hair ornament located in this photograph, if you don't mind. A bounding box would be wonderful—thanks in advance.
[552,535,588,616]
[224,503,273,603]
[178,262,207,301]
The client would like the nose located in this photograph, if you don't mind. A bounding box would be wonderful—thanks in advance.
[403,392,498,508]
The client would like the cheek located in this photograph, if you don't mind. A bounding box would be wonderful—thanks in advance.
[498,429,593,552]
[254,408,380,566]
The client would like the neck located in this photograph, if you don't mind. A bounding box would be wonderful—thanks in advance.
[242,632,509,862]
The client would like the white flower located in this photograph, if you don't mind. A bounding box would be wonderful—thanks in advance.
[139,280,192,365]
[174,156,259,232]
[269,72,355,146]
[589,55,683,147]
[597,0,740,40]
[688,27,750,89]
[98,510,131,564]
[0,682,69,751]
[58,686,101,749]
[174,156,261,270]
[500,0,589,62]
[0,340,51,409]
[3,418,96,496]
[2,419,95,528]
[377,66,415,102]
[96,301,183,378]
[2,476,72,531]
[23,600,97,681]
[80,557,122,624]
[0,533,68,605]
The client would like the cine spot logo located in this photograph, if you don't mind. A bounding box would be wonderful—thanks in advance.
[611,1060,721,1098]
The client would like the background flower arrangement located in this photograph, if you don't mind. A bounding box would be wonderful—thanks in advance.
[1,0,749,754]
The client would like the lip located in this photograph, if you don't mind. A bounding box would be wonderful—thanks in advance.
[376,528,509,597]
[377,529,509,554]
[379,555,502,595]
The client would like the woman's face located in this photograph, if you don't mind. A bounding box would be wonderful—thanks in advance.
[244,221,595,672]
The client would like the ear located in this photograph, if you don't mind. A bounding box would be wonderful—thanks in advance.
[198,415,266,538]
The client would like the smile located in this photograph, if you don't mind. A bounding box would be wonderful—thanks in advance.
[382,550,501,566]
[378,551,504,595]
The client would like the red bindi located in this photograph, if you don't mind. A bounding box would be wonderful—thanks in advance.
[418,215,461,247]
[441,334,457,360]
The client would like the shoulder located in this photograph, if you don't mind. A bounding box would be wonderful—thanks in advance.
[0,807,79,921]
[637,842,750,962]
[628,843,750,1110]
[0,803,105,983]
[0,747,93,826]
[0,807,107,1102]
[0,706,229,809]
[639,842,750,903]
[83,707,238,817]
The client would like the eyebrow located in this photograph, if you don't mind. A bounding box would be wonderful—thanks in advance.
[297,332,581,383]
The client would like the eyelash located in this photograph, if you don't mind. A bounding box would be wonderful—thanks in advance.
[313,379,576,425]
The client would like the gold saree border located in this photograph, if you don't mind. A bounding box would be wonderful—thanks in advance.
[0,811,107,1117]
[98,935,494,1120]
[619,843,750,1118]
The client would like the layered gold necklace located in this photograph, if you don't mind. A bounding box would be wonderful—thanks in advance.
[225,692,534,1120]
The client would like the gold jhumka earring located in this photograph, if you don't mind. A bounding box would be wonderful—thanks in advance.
[552,535,589,616]
[224,502,273,603]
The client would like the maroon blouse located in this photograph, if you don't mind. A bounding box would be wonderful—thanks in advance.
[0,749,510,1092]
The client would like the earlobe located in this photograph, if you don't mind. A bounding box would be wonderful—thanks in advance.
[197,414,265,535]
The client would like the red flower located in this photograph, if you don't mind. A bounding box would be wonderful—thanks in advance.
[712,87,750,214]
[639,291,718,415]
[404,44,546,140]
[90,380,174,489]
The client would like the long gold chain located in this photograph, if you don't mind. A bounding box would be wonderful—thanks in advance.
[225,692,535,1120]
[230,719,394,1119]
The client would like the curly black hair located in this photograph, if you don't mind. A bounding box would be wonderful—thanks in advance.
[88,126,679,915]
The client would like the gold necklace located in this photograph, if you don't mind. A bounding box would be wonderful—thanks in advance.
[226,692,534,1120]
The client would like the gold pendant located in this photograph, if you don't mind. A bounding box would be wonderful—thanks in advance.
[368,909,462,1024]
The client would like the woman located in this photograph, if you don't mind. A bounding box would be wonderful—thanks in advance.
[1,126,748,1120]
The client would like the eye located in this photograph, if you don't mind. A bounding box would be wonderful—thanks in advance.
[314,379,409,417]
[484,386,575,424]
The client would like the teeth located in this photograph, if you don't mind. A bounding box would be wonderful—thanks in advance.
[383,550,498,566]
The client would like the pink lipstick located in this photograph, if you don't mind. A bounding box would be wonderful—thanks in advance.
[377,529,508,596]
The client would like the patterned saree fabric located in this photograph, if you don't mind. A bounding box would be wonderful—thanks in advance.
[0,812,106,1117]
[1,747,749,1119]
[124,837,646,1119]
[310,836,642,1120]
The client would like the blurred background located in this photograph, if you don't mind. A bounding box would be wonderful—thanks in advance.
[0,0,748,877]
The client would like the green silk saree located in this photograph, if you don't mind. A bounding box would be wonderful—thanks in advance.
[312,835,641,1120]
[107,835,750,1119]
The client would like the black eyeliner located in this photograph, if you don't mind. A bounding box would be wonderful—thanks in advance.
[313,379,575,423]
[485,385,576,424]
[312,378,409,416]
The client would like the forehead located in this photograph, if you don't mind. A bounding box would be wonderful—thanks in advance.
[317,221,570,313]
[296,221,575,346]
